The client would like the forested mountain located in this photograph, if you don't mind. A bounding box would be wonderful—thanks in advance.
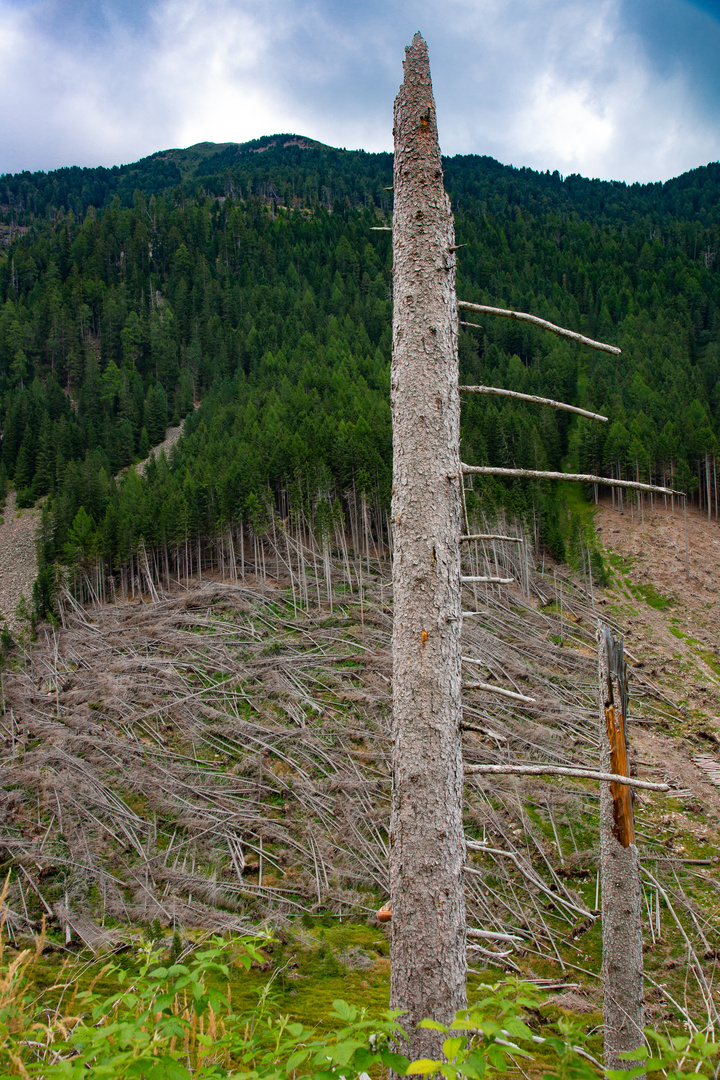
[1,135,719,616]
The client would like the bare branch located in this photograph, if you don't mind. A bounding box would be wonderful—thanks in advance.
[465,844,594,919]
[459,385,608,423]
[461,575,513,584]
[461,534,523,543]
[463,680,536,703]
[465,763,669,791]
[457,301,621,355]
[461,465,682,496]
[467,927,525,942]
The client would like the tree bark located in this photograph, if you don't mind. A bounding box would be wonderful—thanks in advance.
[390,32,466,1058]
[597,625,645,1074]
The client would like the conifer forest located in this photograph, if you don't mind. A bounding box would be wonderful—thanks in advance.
[1,137,719,610]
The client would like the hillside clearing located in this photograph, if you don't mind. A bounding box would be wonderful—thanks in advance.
[1,513,720,1026]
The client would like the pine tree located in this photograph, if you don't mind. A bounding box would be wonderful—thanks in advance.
[143,385,168,445]
[32,419,56,497]
[138,426,150,459]
[14,428,36,492]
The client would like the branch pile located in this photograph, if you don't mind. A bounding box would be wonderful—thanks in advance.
[0,529,717,1026]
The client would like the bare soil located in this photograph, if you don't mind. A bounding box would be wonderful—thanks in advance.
[595,497,720,707]
[594,498,720,802]
[135,420,187,475]
[591,498,720,917]
[0,491,40,633]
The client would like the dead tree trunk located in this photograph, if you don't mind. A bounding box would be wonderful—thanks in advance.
[597,625,645,1074]
[389,33,466,1058]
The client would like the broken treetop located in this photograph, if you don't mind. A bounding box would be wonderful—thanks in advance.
[394,33,447,212]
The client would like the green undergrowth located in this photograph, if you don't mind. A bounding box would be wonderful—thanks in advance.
[12,919,569,1032]
[3,920,719,1080]
[11,894,703,1034]
[669,623,698,643]
[627,581,675,611]
[602,552,675,615]
[557,483,608,587]
[698,649,720,677]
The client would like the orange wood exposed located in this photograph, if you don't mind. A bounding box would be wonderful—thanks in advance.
[604,704,635,847]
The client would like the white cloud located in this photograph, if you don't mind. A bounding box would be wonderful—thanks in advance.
[0,1,161,170]
[1,0,719,181]
[517,74,614,173]
[413,0,720,181]
[144,0,286,148]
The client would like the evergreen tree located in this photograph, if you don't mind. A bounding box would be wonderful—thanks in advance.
[143,384,168,445]
[14,429,36,492]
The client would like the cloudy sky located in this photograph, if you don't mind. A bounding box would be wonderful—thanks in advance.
[1,0,720,183]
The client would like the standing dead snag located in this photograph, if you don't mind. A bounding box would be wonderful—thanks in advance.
[598,625,645,1074]
[390,33,467,1056]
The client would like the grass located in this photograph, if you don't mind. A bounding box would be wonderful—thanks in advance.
[8,917,579,1036]
[10,920,394,1029]
[5,886,718,1079]
[601,544,674,610]
[557,481,609,586]
[698,649,720,677]
[627,581,675,611]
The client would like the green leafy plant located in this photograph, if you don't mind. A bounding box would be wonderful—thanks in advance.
[0,914,409,1080]
[403,978,720,1080]
[610,1029,720,1080]
[2,884,718,1080]
[404,980,598,1080]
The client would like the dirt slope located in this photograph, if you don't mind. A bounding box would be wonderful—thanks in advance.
[0,492,40,634]
[595,498,720,721]
[135,420,187,475]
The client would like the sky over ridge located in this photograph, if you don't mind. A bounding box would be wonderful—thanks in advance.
[1,0,720,183]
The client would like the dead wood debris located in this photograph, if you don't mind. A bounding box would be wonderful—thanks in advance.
[0,527,717,1016]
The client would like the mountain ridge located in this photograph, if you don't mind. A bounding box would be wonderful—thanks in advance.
[3,134,720,228]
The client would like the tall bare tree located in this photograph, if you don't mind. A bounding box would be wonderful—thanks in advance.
[388,30,664,1068]
[389,33,467,1058]
[598,625,645,1073]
